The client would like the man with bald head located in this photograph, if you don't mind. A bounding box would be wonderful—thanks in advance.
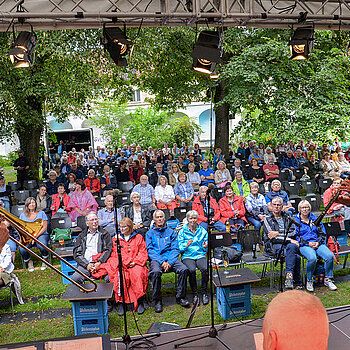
[263,290,329,350]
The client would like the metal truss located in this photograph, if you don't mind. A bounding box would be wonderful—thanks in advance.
[1,0,350,31]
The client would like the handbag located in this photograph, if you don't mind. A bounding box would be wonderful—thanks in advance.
[213,246,242,263]
[50,228,72,242]
[327,236,340,264]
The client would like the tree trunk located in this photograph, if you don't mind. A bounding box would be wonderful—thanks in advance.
[14,96,44,180]
[214,79,230,160]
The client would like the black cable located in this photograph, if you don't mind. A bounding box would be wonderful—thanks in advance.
[133,0,153,42]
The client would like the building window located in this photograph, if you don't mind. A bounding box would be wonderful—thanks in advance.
[132,90,141,102]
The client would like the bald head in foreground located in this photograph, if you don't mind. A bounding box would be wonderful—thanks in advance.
[263,290,329,350]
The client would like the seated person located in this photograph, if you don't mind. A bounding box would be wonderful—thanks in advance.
[60,157,71,176]
[68,179,98,222]
[245,158,265,185]
[66,173,76,196]
[219,185,247,230]
[198,159,215,186]
[307,144,319,160]
[0,242,15,289]
[335,152,350,179]
[300,154,323,180]
[295,200,337,292]
[192,186,226,232]
[168,163,180,187]
[265,179,294,215]
[174,172,195,209]
[177,156,188,173]
[87,152,98,166]
[46,170,58,196]
[263,155,280,182]
[51,183,71,217]
[154,175,176,210]
[323,177,350,223]
[54,164,66,185]
[19,197,50,272]
[72,211,112,284]
[132,175,156,210]
[146,210,190,312]
[149,163,169,188]
[115,160,130,182]
[100,165,118,196]
[0,176,11,210]
[263,147,276,164]
[213,148,224,170]
[231,170,250,199]
[187,154,200,172]
[178,210,209,305]
[35,184,52,218]
[129,160,144,185]
[281,150,299,181]
[187,163,201,191]
[245,182,269,231]
[214,161,232,188]
[263,290,329,350]
[76,158,87,178]
[123,192,152,238]
[248,147,264,164]
[98,195,122,237]
[320,153,340,179]
[262,196,301,289]
[84,169,101,198]
[294,148,308,167]
[69,163,84,180]
[93,217,148,315]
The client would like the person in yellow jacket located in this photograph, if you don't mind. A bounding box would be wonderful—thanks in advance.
[231,170,250,200]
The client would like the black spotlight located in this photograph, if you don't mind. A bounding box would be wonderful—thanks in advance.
[191,30,222,74]
[289,27,314,60]
[102,26,134,67]
[9,31,36,68]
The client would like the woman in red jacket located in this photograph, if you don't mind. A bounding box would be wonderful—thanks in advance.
[50,183,71,217]
[192,186,226,232]
[219,185,247,230]
[84,169,101,198]
[92,217,148,315]
[129,159,144,184]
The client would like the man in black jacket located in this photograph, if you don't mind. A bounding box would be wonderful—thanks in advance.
[149,163,168,188]
[72,211,112,284]
[262,196,301,290]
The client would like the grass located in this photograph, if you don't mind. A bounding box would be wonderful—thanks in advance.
[3,166,17,183]
[1,254,350,345]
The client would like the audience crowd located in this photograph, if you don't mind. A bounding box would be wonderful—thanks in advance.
[1,139,349,313]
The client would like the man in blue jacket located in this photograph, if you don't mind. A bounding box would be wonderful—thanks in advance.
[281,150,299,181]
[146,210,190,313]
[178,210,209,305]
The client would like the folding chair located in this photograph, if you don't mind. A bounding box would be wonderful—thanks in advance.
[96,196,106,208]
[117,193,131,206]
[11,205,25,218]
[212,188,224,202]
[301,179,317,196]
[283,181,301,198]
[174,207,188,222]
[8,181,20,192]
[289,197,301,212]
[117,181,134,193]
[318,178,333,194]
[305,194,322,215]
[23,180,37,191]
[13,190,30,205]
[76,215,87,230]
[51,216,72,230]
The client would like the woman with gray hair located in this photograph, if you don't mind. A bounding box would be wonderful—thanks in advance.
[177,210,209,305]
[122,192,152,238]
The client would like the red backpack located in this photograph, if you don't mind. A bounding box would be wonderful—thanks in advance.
[327,236,340,264]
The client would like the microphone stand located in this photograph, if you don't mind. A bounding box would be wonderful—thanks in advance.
[274,216,293,292]
[175,189,232,349]
[113,196,160,349]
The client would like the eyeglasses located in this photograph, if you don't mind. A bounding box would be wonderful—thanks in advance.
[272,204,282,207]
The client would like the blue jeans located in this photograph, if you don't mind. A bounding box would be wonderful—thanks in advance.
[1,199,10,210]
[200,221,227,232]
[273,242,301,285]
[340,171,350,179]
[247,216,262,231]
[299,244,334,281]
[19,234,49,262]
[6,238,17,252]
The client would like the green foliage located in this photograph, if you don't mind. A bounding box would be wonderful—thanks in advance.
[223,28,350,145]
[90,102,202,149]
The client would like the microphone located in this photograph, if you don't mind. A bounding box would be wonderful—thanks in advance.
[206,183,215,196]
[283,212,301,228]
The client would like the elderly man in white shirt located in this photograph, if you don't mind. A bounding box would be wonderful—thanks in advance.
[0,243,14,286]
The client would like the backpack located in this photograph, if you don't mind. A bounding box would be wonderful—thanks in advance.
[327,236,340,264]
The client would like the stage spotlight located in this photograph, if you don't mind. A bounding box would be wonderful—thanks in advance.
[9,31,36,68]
[102,26,134,67]
[191,30,222,74]
[289,27,314,60]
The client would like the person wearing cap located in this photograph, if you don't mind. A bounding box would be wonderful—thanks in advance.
[13,150,30,190]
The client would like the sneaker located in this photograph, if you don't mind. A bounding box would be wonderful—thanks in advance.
[324,278,337,291]
[284,276,294,290]
[176,297,190,308]
[202,293,209,305]
[28,261,34,272]
[306,281,314,292]
[41,262,48,271]
[154,301,163,313]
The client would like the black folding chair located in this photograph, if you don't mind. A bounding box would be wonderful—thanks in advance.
[289,197,302,211]
[279,170,290,182]
[118,181,134,193]
[318,178,333,194]
[8,181,20,192]
[51,216,72,230]
[301,179,317,196]
[305,194,322,214]
[23,180,37,191]
[96,196,106,208]
[174,207,188,222]
[77,215,87,230]
[283,181,301,198]
[13,190,30,204]
[11,205,25,218]
[117,193,131,206]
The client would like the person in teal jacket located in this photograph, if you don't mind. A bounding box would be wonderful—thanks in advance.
[231,170,250,198]
[178,210,209,305]
[146,210,190,313]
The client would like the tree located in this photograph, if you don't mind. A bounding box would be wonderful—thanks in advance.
[90,102,202,149]
[222,28,350,145]
[0,30,132,178]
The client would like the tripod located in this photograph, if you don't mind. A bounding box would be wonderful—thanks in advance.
[174,189,232,349]
[274,219,293,292]
[112,197,159,349]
